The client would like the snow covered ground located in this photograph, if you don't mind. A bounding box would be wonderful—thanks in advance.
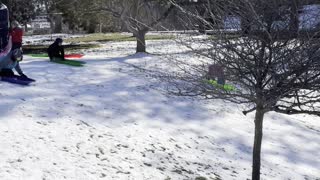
[23,34,83,45]
[0,38,319,180]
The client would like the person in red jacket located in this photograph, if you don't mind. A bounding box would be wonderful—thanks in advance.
[7,20,25,77]
[10,20,23,50]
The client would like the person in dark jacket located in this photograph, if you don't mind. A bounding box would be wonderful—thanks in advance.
[207,64,225,85]
[9,20,24,72]
[47,38,64,61]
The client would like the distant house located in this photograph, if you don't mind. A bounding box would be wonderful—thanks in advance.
[31,15,51,34]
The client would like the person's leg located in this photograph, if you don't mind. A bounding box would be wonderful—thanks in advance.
[52,57,64,61]
[0,69,15,77]
[12,43,22,50]
[217,76,225,85]
[58,54,65,60]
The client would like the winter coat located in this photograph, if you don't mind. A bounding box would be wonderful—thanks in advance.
[47,42,64,59]
[10,27,23,46]
[0,51,23,75]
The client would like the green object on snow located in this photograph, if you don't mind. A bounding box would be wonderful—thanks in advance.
[28,53,86,67]
[29,53,48,58]
[205,79,236,91]
[50,58,85,67]
[29,53,84,59]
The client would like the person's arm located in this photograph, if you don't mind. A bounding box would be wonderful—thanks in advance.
[18,28,23,43]
[20,28,24,36]
[14,62,24,76]
[47,45,53,59]
[60,46,65,59]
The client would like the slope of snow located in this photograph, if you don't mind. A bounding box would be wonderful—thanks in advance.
[0,39,319,180]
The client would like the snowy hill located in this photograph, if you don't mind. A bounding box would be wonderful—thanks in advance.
[0,39,319,180]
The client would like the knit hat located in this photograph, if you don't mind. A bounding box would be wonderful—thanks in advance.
[55,38,63,43]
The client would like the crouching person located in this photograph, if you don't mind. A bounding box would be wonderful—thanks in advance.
[207,64,225,85]
[0,48,28,78]
[47,38,65,61]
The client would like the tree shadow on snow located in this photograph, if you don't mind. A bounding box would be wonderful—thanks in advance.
[0,56,319,179]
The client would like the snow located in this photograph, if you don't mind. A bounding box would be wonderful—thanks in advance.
[0,37,319,179]
[299,5,320,30]
[23,34,86,45]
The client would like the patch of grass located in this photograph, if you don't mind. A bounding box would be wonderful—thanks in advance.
[205,79,236,91]
[145,34,176,41]
[65,33,175,43]
[208,34,241,40]
[23,44,99,54]
[23,33,174,54]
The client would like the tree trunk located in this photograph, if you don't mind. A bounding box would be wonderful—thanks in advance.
[136,30,146,53]
[24,23,28,32]
[54,15,63,33]
[289,0,299,38]
[252,106,265,180]
[48,17,55,35]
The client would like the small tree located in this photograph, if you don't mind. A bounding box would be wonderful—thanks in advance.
[163,0,320,179]
[90,0,175,53]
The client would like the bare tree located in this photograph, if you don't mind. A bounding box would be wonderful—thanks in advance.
[160,0,320,179]
[89,0,175,53]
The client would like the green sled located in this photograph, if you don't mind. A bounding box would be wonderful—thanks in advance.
[205,79,236,91]
[51,59,85,67]
[29,53,48,58]
[29,53,84,59]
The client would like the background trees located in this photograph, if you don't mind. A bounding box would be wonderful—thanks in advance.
[36,0,175,52]
[1,0,177,52]
[91,0,175,52]
[60,0,121,33]
[1,0,37,31]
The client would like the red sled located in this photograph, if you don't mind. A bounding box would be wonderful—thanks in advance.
[64,54,84,59]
